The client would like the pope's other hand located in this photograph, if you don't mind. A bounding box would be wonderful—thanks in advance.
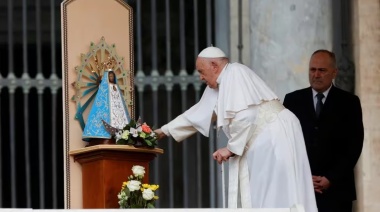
[212,147,234,164]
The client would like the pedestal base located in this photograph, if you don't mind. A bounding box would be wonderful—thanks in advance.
[70,145,163,208]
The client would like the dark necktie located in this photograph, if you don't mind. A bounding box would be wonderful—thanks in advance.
[316,93,324,117]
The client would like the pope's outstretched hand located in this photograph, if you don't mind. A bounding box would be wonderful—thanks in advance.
[154,129,167,140]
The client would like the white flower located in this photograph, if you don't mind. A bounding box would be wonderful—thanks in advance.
[132,165,145,177]
[130,127,139,137]
[127,180,141,192]
[121,130,130,139]
[115,131,122,141]
[142,188,154,200]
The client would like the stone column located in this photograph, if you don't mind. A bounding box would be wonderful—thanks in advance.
[249,1,333,101]
[352,0,380,211]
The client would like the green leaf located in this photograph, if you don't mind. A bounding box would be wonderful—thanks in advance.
[129,119,136,126]
[125,187,130,196]
[127,138,134,145]
[147,203,155,208]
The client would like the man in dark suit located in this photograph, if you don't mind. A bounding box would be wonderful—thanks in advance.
[283,49,364,212]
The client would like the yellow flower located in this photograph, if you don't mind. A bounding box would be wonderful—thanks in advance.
[149,184,159,191]
[122,181,128,189]
[142,184,150,189]
[153,196,159,200]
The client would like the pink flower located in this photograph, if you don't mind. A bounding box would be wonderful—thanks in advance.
[141,123,152,134]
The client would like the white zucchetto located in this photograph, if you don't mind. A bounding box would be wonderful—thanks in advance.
[198,46,226,58]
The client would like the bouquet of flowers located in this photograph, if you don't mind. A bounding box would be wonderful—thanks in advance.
[103,118,158,148]
[118,165,159,208]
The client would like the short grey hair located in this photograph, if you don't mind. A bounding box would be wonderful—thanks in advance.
[311,49,337,68]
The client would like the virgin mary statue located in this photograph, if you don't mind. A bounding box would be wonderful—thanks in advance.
[82,70,130,141]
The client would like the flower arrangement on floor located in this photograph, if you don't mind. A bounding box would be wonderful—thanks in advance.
[118,165,159,208]
[103,118,158,148]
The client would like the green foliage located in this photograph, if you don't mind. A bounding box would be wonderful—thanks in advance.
[114,119,158,148]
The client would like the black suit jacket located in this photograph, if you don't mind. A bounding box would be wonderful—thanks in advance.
[283,86,364,202]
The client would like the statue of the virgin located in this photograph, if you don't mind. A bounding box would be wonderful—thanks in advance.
[82,64,131,143]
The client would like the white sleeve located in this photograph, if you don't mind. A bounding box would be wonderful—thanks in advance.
[226,106,257,156]
[226,119,252,156]
[161,114,198,142]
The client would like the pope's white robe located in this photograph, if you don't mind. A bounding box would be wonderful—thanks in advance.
[161,63,317,211]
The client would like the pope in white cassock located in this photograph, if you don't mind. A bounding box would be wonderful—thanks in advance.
[154,47,317,211]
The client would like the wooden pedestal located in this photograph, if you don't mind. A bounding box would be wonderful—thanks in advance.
[69,145,163,208]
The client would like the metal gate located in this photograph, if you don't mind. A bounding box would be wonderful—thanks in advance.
[0,0,223,209]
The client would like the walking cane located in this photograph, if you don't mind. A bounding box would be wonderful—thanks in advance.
[217,128,226,208]
[221,161,226,208]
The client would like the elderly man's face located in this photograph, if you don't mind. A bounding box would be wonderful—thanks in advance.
[196,58,219,89]
[309,52,337,93]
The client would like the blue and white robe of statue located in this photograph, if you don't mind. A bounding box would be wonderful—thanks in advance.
[83,70,130,140]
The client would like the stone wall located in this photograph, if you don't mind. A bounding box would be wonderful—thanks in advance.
[352,0,380,211]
